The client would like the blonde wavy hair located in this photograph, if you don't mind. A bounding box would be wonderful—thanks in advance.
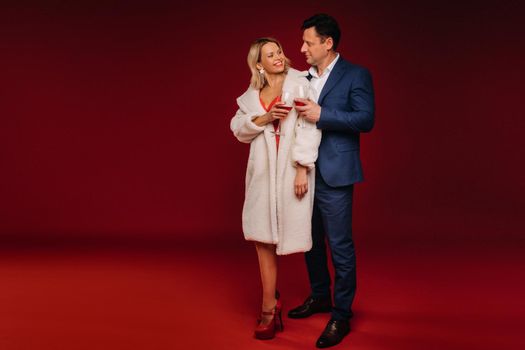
[247,37,291,90]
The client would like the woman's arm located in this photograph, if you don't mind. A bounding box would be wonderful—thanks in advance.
[292,117,321,199]
[230,101,290,143]
[252,113,272,127]
[294,164,309,199]
[230,102,267,143]
[292,117,322,170]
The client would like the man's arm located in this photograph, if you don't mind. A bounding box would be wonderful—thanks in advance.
[297,68,375,133]
[317,68,375,133]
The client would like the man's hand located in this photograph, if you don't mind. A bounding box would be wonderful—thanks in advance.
[294,98,321,123]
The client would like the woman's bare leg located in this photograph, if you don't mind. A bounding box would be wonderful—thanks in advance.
[255,242,278,325]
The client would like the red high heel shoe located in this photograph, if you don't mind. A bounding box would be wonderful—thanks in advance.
[256,290,280,324]
[254,299,283,340]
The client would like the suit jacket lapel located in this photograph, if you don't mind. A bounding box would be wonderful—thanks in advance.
[318,58,346,105]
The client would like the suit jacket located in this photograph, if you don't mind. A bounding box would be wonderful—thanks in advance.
[314,57,375,187]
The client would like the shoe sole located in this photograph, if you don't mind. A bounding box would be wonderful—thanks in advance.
[287,308,332,319]
[254,333,276,340]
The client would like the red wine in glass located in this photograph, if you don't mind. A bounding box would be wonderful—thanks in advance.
[280,91,294,112]
[295,101,306,107]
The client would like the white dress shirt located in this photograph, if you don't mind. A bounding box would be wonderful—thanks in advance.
[308,53,340,103]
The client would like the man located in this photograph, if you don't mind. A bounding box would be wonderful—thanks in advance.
[290,14,375,348]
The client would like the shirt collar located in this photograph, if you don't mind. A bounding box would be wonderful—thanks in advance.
[309,53,340,78]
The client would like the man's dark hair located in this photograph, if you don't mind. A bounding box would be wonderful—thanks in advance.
[301,13,341,50]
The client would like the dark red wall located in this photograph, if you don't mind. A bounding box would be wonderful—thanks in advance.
[1,1,523,239]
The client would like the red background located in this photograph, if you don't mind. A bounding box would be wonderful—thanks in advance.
[1,0,523,240]
[0,1,524,349]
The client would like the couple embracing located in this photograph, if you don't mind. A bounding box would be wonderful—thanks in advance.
[230,13,375,348]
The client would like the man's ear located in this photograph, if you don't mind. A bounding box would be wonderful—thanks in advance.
[325,37,334,51]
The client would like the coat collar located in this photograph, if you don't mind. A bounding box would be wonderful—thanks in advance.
[240,88,267,115]
[317,57,348,105]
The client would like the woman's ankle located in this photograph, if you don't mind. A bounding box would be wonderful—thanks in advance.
[262,298,277,312]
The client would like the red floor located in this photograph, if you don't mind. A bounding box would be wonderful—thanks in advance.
[0,234,523,350]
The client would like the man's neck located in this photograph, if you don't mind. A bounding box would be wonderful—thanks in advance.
[315,51,338,77]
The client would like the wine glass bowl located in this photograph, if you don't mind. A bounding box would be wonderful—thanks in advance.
[294,85,308,106]
[281,90,294,111]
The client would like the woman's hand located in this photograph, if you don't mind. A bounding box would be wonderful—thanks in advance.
[294,165,308,199]
[254,103,290,126]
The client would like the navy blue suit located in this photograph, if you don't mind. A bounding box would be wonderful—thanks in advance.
[306,57,374,321]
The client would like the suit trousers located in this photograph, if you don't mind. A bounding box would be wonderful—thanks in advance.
[305,167,356,321]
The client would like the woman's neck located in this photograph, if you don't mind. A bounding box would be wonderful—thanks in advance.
[265,72,285,89]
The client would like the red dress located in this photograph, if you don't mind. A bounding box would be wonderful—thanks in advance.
[259,95,281,149]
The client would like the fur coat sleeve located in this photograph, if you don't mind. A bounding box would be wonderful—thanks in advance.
[230,94,265,144]
[292,117,322,170]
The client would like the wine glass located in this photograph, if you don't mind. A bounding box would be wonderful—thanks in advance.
[271,91,292,137]
[294,85,308,106]
[294,85,310,128]
[281,90,294,111]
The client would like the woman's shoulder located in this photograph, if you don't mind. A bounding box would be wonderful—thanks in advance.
[237,86,259,109]
[285,68,310,86]
[286,67,309,79]
[237,85,258,99]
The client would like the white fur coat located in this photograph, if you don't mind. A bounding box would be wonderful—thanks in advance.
[230,68,322,255]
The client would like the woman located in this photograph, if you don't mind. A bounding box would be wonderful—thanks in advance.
[230,37,321,340]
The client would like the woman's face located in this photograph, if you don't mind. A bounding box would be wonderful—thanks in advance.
[258,42,286,74]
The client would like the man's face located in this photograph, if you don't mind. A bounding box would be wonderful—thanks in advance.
[301,27,332,66]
